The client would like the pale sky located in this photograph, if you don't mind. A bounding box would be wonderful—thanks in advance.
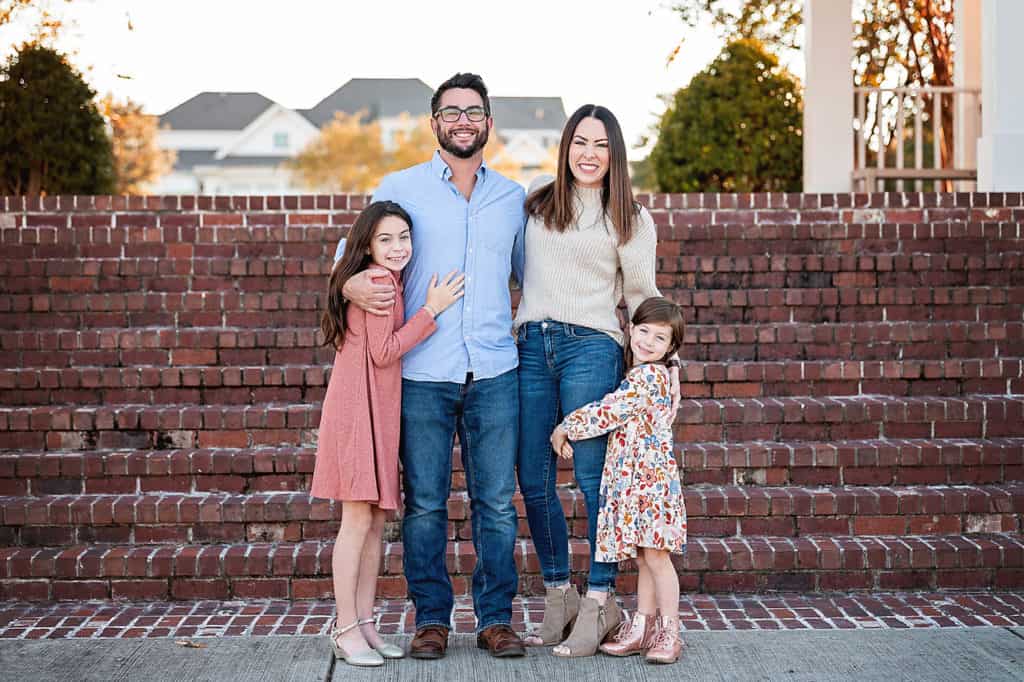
[0,0,778,160]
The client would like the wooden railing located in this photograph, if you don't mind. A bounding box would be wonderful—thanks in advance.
[852,86,982,192]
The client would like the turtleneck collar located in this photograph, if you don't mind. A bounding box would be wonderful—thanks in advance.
[573,184,604,204]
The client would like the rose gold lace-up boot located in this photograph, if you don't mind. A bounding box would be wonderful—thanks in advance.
[599,612,656,656]
[645,616,684,664]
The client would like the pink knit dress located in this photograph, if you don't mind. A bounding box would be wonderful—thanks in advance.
[311,267,436,509]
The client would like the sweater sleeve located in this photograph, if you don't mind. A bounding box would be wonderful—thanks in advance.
[616,206,661,317]
[560,367,650,441]
[364,303,437,368]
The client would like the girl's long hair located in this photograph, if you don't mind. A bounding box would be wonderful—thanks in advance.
[525,104,638,245]
[623,297,685,368]
[321,201,412,350]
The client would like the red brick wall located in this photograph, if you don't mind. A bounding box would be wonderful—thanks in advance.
[1,191,1022,600]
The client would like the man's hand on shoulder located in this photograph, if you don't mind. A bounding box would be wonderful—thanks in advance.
[342,270,396,317]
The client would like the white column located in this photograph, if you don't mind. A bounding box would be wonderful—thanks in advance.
[954,0,981,179]
[977,0,1024,190]
[803,0,854,192]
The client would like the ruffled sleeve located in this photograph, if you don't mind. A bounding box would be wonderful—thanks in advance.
[561,366,651,441]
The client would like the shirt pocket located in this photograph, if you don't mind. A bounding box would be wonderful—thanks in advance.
[479,224,516,256]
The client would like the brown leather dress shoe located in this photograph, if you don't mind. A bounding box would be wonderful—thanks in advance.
[476,624,526,658]
[409,625,450,659]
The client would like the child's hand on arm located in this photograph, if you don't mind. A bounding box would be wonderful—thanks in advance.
[422,270,465,318]
[550,425,574,459]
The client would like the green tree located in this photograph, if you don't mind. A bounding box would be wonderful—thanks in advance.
[671,1,955,166]
[630,156,657,193]
[0,43,115,195]
[650,39,802,192]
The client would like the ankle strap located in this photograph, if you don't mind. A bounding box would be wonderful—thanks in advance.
[357,618,375,626]
[332,619,360,636]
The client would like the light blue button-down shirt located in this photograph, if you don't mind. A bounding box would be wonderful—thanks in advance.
[337,152,526,384]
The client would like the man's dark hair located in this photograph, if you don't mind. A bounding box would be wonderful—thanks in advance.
[431,73,490,115]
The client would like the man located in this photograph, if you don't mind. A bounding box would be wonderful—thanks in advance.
[341,73,526,659]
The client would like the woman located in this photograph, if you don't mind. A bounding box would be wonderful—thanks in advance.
[515,104,679,657]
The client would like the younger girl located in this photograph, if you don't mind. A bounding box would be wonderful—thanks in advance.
[312,201,464,668]
[549,296,687,664]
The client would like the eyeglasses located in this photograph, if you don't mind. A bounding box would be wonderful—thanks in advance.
[433,106,488,123]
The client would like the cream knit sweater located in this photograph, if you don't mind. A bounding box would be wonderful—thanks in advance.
[513,176,660,346]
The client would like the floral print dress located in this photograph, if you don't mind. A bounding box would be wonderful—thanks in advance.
[561,363,687,562]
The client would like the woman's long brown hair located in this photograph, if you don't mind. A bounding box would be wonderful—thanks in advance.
[321,201,412,350]
[525,104,638,245]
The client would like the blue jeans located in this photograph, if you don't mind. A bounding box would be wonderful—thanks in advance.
[400,369,519,632]
[516,321,623,592]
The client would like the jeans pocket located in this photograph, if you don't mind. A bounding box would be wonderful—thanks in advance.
[568,324,607,339]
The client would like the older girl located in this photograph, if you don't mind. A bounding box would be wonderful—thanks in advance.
[313,201,463,667]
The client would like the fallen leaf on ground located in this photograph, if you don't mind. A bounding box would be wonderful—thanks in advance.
[174,640,206,649]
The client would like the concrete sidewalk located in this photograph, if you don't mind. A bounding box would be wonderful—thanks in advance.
[1,628,1022,682]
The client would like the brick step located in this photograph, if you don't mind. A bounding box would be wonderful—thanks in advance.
[685,321,1024,362]
[1,485,1021,548]
[1,437,1018,497]
[4,286,1022,331]
[3,322,1021,366]
[663,252,1024,285]
[679,359,1022,398]
[9,251,1024,288]
[680,438,1024,486]
[674,286,1024,325]
[3,438,1023,497]
[672,395,1024,442]
[4,201,1020,248]
[0,366,330,406]
[2,395,1022,452]
[657,213,1023,251]
[2,533,1022,601]
[4,358,1022,406]
[0,403,321,451]
[0,447,317,496]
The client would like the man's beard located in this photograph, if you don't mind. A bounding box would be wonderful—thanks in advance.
[437,125,489,159]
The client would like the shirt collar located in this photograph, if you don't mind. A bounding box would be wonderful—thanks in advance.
[431,150,488,182]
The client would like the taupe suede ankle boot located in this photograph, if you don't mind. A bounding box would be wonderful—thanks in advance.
[528,585,580,646]
[551,594,622,657]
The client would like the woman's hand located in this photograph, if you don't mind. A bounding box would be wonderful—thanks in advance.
[668,365,681,414]
[550,425,574,459]
[423,270,465,317]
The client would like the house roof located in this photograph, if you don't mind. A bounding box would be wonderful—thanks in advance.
[160,82,569,137]
[172,150,216,171]
[160,92,276,131]
[172,150,291,171]
[491,97,567,130]
[301,78,433,127]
